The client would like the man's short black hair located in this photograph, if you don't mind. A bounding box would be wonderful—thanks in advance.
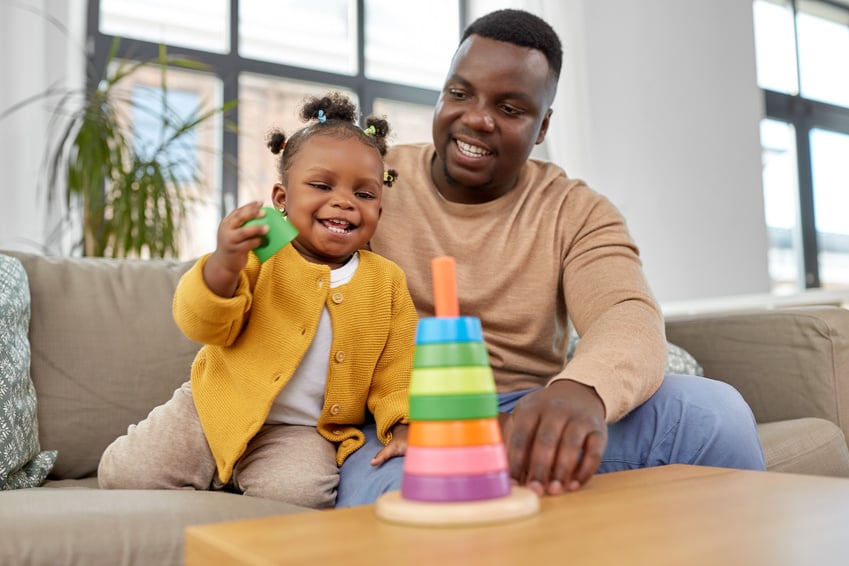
[461,9,563,80]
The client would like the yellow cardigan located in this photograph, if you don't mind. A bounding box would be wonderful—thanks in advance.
[173,245,418,483]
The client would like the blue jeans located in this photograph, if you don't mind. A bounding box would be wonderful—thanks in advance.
[335,374,766,507]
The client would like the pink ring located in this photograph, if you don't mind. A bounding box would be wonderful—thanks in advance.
[403,444,507,476]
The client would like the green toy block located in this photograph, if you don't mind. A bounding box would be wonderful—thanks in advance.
[243,206,299,262]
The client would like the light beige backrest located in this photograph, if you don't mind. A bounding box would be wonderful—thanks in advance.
[666,307,849,442]
[3,251,200,480]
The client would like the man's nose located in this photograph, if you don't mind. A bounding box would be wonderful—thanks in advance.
[462,105,495,132]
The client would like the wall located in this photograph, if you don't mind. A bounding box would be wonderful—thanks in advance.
[0,0,85,255]
[1,1,49,253]
[543,0,771,302]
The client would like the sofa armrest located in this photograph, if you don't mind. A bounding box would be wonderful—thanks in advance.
[665,306,849,441]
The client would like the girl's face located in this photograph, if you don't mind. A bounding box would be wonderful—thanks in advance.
[272,134,384,269]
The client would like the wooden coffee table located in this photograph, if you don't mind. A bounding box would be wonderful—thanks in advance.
[185,464,849,565]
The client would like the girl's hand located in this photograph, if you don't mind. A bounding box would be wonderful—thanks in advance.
[203,201,268,297]
[371,423,408,466]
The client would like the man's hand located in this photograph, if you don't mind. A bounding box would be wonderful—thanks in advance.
[500,380,607,496]
[371,423,408,466]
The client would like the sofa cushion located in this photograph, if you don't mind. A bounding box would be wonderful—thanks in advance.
[0,255,57,488]
[666,307,849,445]
[758,417,849,477]
[0,487,309,566]
[1,251,199,480]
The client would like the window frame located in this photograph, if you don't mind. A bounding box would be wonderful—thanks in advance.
[86,0,466,218]
[760,0,849,288]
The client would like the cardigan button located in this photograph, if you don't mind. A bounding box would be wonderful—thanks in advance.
[334,351,345,362]
[330,404,341,416]
[331,292,344,304]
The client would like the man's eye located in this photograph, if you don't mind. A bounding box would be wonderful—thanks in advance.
[501,105,524,116]
[448,89,467,100]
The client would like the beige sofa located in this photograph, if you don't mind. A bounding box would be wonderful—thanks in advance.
[0,252,311,566]
[666,307,849,476]
[1,251,848,565]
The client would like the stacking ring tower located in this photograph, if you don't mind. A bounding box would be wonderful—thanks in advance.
[375,256,539,526]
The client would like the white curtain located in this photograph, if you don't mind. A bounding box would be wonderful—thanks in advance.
[0,0,85,254]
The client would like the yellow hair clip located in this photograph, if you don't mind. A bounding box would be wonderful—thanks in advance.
[363,125,377,136]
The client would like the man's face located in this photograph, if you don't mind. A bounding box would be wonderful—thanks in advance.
[431,35,557,203]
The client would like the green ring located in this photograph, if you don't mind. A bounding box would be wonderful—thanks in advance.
[409,392,498,421]
[410,367,495,395]
[414,342,490,369]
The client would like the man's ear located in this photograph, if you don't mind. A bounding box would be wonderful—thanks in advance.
[271,183,287,210]
[536,108,553,145]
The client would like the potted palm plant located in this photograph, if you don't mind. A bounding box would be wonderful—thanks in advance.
[2,37,236,258]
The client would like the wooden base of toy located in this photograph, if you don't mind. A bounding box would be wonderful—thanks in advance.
[374,486,539,527]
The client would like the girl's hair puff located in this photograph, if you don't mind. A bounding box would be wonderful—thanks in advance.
[266,91,398,187]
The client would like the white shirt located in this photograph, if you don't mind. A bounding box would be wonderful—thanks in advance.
[265,252,360,425]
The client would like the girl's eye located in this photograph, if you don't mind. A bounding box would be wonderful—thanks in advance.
[355,191,376,200]
[310,183,331,191]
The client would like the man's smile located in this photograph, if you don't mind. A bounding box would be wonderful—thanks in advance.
[455,138,493,158]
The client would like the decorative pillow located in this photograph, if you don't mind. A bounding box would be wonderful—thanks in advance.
[665,341,705,376]
[567,334,704,376]
[0,254,57,489]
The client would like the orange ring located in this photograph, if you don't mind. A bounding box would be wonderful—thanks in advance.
[408,419,503,447]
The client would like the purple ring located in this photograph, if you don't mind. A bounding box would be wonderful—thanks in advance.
[401,471,512,502]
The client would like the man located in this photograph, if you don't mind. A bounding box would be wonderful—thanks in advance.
[336,8,765,507]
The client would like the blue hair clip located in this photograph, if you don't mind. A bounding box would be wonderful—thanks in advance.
[317,109,326,123]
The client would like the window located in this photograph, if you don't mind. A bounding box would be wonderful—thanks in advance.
[100,0,230,53]
[106,62,224,257]
[760,118,801,294]
[753,0,849,291]
[238,0,357,74]
[363,0,459,89]
[810,128,849,287]
[91,0,462,259]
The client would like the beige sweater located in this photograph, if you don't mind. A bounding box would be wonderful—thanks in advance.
[371,143,666,422]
